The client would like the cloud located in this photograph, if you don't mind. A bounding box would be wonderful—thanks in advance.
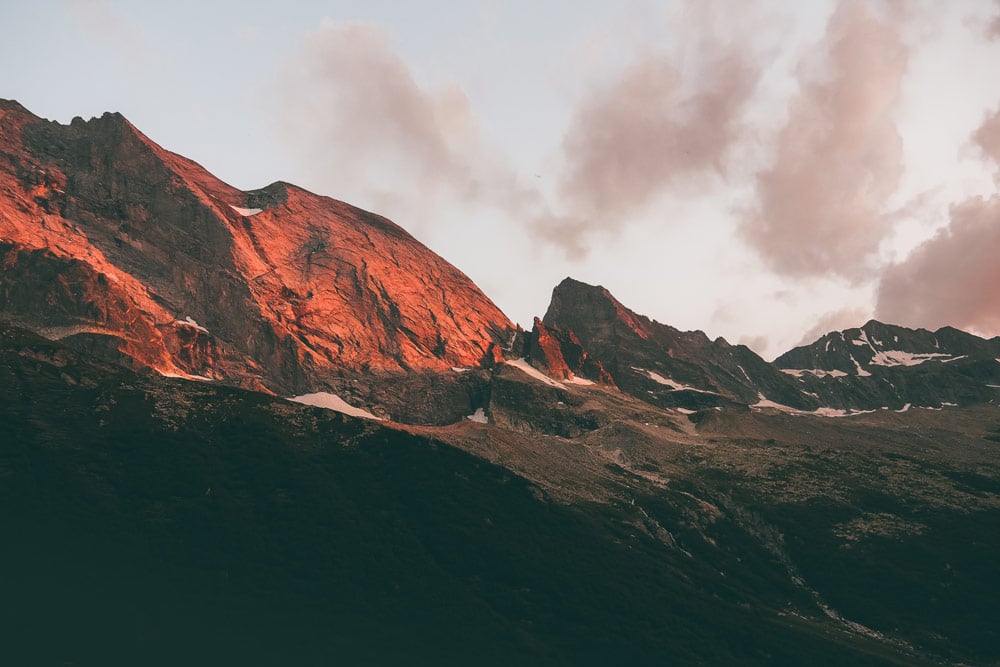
[875,194,1000,334]
[875,106,1000,336]
[990,0,1000,39]
[740,0,910,282]
[275,20,535,226]
[532,3,763,258]
[972,105,1000,175]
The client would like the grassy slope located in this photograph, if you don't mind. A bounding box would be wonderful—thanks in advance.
[0,329,971,665]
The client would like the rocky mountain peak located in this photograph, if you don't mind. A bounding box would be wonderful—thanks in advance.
[542,278,814,411]
[0,101,513,417]
[544,277,653,340]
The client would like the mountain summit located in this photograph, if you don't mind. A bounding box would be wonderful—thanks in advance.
[543,277,816,411]
[0,100,512,408]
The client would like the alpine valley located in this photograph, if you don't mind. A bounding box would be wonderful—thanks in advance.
[2,100,999,666]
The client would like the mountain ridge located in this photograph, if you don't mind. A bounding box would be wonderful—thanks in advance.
[2,99,999,421]
[2,99,1000,665]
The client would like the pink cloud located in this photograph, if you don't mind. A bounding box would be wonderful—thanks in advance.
[875,194,1000,334]
[275,20,537,227]
[532,4,763,258]
[972,106,1000,175]
[875,106,1000,335]
[740,0,910,282]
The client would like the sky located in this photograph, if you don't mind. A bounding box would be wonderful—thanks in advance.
[2,0,999,358]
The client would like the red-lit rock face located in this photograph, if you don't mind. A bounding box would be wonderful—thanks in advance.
[527,317,575,381]
[522,316,617,387]
[0,100,512,393]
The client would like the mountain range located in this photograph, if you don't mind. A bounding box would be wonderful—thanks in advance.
[2,100,999,665]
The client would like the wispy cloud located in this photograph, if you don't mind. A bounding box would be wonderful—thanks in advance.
[739,0,911,282]
[275,20,536,228]
[533,3,763,258]
[972,104,1000,178]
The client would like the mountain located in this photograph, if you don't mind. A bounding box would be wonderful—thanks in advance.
[0,99,511,421]
[4,98,997,422]
[776,320,1000,411]
[2,100,1000,665]
[5,320,1000,665]
[541,277,817,412]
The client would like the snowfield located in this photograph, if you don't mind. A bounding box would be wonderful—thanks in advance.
[288,392,381,420]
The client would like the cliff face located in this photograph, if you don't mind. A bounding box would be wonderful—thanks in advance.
[0,100,512,398]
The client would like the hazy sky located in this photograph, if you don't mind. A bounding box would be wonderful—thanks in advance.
[3,0,999,358]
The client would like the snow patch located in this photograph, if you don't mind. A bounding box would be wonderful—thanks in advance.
[854,329,875,350]
[176,316,209,333]
[507,358,563,387]
[869,350,955,367]
[568,376,595,386]
[736,365,751,382]
[229,205,263,217]
[451,366,471,373]
[676,407,696,415]
[631,367,716,394]
[781,368,848,378]
[466,408,488,424]
[850,355,872,377]
[751,392,872,418]
[158,370,213,382]
[895,403,911,413]
[288,392,381,420]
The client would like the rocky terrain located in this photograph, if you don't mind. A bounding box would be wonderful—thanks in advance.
[3,324,999,665]
[2,101,1000,665]
[0,98,512,419]
[775,319,1000,411]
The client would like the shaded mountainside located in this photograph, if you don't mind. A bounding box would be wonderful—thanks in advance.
[4,325,1000,665]
[0,99,512,411]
